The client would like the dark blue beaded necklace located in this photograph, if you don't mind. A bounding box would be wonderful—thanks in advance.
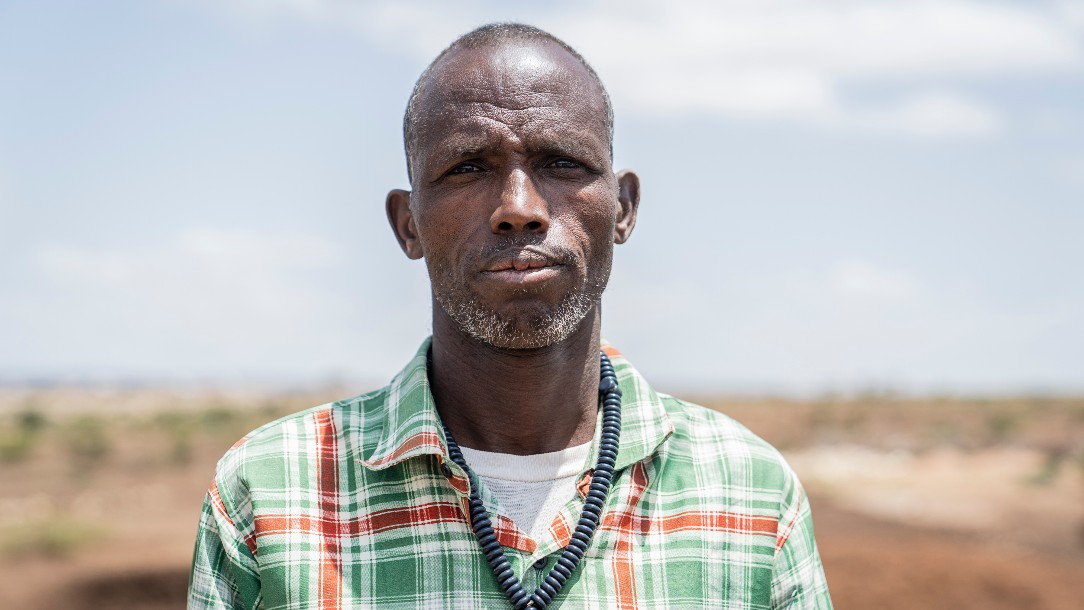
[441,351,622,610]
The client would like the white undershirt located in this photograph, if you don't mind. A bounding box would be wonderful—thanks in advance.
[458,441,593,542]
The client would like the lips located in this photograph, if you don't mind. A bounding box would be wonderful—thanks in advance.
[484,248,562,273]
[480,247,566,286]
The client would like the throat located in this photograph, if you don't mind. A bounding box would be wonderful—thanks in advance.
[430,371,599,454]
[427,314,602,454]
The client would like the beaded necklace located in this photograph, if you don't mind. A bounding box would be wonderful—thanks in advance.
[441,351,622,610]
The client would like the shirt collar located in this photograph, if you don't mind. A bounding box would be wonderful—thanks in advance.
[360,337,446,470]
[602,344,675,472]
[359,337,673,472]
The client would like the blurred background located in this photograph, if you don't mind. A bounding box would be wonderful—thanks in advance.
[1,1,1082,608]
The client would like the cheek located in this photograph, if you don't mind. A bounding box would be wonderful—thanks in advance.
[559,188,618,247]
[551,207,616,284]
[413,202,476,261]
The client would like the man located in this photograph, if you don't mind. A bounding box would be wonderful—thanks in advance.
[189,23,832,610]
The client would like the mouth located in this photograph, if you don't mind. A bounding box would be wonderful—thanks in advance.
[480,248,565,285]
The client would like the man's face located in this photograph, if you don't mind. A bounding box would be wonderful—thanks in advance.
[389,40,637,350]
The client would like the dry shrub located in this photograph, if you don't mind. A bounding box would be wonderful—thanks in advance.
[63,415,111,474]
[0,409,48,463]
[0,518,108,558]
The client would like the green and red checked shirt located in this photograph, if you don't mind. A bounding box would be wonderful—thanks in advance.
[189,340,833,609]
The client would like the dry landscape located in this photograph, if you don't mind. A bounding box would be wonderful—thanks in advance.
[1,387,1082,609]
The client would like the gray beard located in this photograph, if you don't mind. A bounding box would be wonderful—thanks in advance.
[435,286,601,350]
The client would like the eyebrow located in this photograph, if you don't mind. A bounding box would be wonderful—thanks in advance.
[529,139,601,162]
[426,128,608,171]
[428,135,498,167]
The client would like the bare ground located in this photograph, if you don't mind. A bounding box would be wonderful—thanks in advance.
[1,391,1081,609]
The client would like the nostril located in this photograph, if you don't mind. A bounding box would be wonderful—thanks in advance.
[525,221,542,231]
[498,221,512,231]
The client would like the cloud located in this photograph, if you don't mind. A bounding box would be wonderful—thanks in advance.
[38,228,339,282]
[837,91,1002,137]
[0,168,12,217]
[575,0,1077,131]
[826,260,923,304]
[1052,155,1084,187]
[8,226,436,380]
[211,0,1081,136]
[775,259,925,316]
[34,228,343,343]
[1056,0,1084,31]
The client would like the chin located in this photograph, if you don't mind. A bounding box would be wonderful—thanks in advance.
[441,293,597,351]
[463,311,577,350]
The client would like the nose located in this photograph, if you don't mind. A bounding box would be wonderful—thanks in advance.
[490,168,550,234]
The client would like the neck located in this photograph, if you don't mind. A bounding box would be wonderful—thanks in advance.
[429,303,601,455]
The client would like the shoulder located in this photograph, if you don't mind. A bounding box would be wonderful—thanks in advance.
[656,394,799,495]
[210,387,390,505]
[659,394,782,457]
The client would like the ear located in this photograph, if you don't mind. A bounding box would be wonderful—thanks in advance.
[614,170,640,244]
[386,189,424,259]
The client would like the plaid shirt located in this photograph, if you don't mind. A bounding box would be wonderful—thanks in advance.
[189,339,832,609]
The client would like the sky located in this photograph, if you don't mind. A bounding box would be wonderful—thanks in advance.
[1,0,1082,395]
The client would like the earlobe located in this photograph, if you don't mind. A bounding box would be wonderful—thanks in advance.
[614,170,640,244]
[386,189,424,259]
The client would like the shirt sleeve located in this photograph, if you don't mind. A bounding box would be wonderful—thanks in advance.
[770,473,833,610]
[188,484,262,610]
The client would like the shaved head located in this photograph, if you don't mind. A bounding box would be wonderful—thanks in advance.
[402,23,613,185]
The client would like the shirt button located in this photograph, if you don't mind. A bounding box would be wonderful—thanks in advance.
[440,463,454,478]
[534,557,547,569]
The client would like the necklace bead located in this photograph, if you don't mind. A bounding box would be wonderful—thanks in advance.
[441,351,622,610]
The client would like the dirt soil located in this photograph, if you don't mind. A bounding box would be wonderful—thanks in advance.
[815,498,1084,610]
[3,498,1081,610]
[1,391,1081,609]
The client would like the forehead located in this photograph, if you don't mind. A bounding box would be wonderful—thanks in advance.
[411,41,609,158]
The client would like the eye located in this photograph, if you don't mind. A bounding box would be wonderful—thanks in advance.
[550,158,580,169]
[448,162,484,175]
